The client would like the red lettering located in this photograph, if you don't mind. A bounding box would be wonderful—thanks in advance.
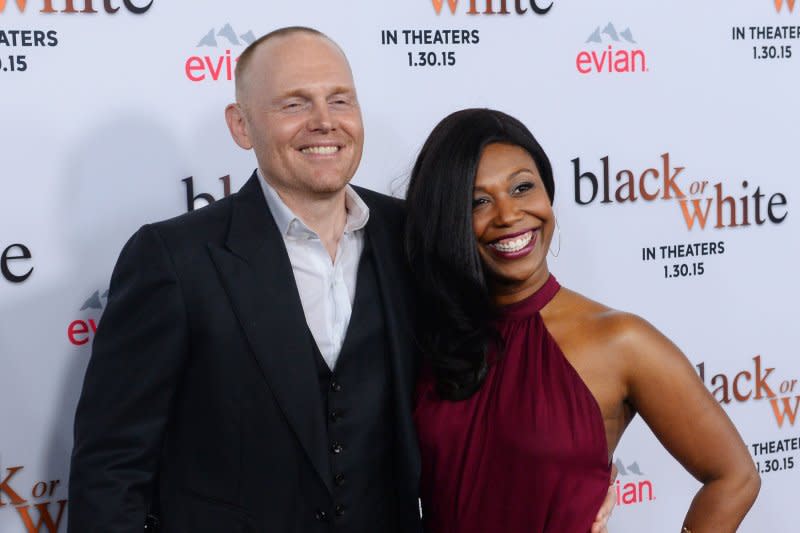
[753,355,776,399]
[185,56,205,82]
[591,48,608,72]
[733,370,752,401]
[432,0,459,14]
[679,198,713,230]
[205,55,225,81]
[637,480,654,502]
[631,49,646,72]
[613,50,630,72]
[575,47,647,74]
[614,479,655,506]
[576,51,591,74]
[67,320,89,346]
[0,0,28,13]
[16,500,67,533]
[621,481,637,504]
[31,482,47,499]
[770,396,800,428]
[0,466,26,506]
[660,153,686,199]
[639,168,660,200]
[711,373,731,404]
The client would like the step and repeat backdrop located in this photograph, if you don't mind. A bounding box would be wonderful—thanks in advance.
[1,1,798,531]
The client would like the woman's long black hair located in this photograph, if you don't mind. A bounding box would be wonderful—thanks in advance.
[405,108,554,401]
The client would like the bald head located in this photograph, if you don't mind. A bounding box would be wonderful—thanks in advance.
[223,25,364,207]
[234,27,351,103]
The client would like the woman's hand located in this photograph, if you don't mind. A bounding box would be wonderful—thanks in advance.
[590,463,618,533]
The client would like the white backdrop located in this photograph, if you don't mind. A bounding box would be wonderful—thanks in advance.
[1,1,797,531]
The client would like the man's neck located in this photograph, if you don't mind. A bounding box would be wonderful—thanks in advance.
[271,182,348,262]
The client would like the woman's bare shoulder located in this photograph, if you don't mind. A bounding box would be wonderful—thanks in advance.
[546,286,660,354]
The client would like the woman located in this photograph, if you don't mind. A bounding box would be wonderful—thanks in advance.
[404,108,759,533]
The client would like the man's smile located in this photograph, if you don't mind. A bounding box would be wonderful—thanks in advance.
[300,144,342,155]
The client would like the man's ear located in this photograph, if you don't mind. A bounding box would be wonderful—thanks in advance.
[225,103,253,150]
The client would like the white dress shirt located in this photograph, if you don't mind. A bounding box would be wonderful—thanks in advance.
[258,171,369,370]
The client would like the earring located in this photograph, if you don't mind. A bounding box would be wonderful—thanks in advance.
[549,218,561,258]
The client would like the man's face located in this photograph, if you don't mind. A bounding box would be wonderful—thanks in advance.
[236,34,364,200]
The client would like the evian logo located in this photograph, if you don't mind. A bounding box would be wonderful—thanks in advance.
[431,0,553,16]
[184,23,256,83]
[613,458,655,506]
[67,289,107,346]
[0,0,153,14]
[775,0,796,12]
[576,23,647,74]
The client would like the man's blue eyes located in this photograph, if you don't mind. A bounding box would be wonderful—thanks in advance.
[282,99,350,110]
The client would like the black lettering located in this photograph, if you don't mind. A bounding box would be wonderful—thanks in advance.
[104,0,121,13]
[530,0,553,14]
[183,176,215,212]
[753,186,766,224]
[1,244,34,283]
[123,0,153,13]
[572,157,598,205]
[767,193,788,223]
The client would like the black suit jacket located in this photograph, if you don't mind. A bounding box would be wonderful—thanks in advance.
[68,173,422,533]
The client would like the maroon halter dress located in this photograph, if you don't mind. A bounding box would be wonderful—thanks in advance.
[414,275,611,533]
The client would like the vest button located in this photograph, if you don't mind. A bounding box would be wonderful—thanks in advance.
[334,473,346,486]
[329,409,343,422]
[331,442,344,454]
[315,510,328,522]
[335,504,346,517]
[331,381,343,392]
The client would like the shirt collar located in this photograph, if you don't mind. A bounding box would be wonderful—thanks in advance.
[257,169,370,239]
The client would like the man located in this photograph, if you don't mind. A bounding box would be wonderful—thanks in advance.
[69,27,614,532]
[69,27,420,532]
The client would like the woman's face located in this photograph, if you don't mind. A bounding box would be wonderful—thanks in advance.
[471,142,554,304]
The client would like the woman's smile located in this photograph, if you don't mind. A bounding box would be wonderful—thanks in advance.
[486,228,539,259]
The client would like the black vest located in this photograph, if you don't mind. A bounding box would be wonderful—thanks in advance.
[311,237,399,533]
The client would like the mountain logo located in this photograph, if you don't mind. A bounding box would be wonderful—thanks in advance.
[67,289,107,346]
[196,23,255,48]
[585,22,636,44]
[576,22,647,75]
[613,458,655,506]
[80,289,108,311]
[185,23,257,83]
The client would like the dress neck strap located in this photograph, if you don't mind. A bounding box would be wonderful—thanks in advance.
[495,275,560,320]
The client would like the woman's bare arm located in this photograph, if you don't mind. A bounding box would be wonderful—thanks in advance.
[617,314,760,532]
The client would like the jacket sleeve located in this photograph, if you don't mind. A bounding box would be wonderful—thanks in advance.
[68,224,189,533]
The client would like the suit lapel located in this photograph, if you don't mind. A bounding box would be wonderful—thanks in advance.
[363,200,422,493]
[207,172,332,493]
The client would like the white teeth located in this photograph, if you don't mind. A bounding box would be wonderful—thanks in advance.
[301,146,339,155]
[490,231,533,253]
